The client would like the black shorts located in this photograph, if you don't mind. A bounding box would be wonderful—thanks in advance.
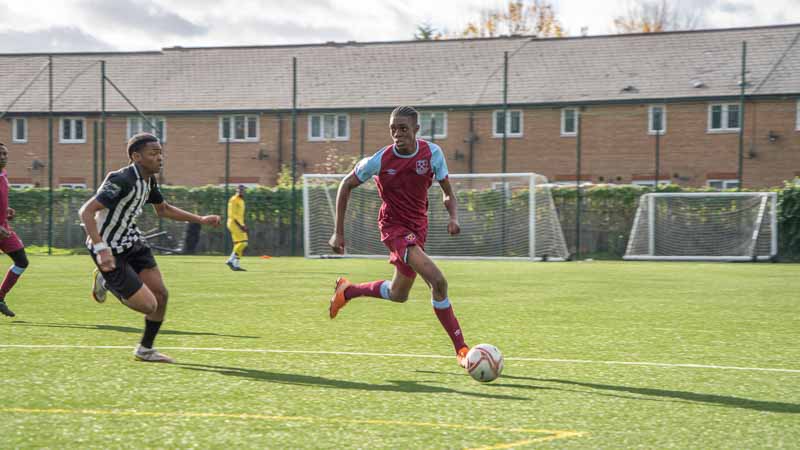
[89,241,157,299]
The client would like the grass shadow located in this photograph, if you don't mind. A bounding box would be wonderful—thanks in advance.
[7,321,259,339]
[177,363,528,401]
[417,370,800,414]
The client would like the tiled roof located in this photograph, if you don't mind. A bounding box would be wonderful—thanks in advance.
[1,24,798,113]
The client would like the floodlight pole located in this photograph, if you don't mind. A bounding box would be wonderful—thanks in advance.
[101,60,106,178]
[93,121,98,190]
[224,137,231,254]
[737,41,747,191]
[468,111,475,174]
[654,122,660,190]
[290,56,298,256]
[575,107,583,261]
[501,51,508,173]
[359,111,366,159]
[277,112,283,169]
[47,55,53,255]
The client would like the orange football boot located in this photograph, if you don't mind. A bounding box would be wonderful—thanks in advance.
[457,346,470,369]
[329,277,352,319]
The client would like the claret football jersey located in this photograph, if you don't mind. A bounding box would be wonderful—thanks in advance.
[353,139,449,241]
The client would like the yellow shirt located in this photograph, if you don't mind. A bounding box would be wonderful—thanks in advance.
[227,194,245,228]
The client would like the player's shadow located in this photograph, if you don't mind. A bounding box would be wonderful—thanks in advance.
[509,375,800,414]
[176,363,527,401]
[417,370,800,414]
[7,321,259,339]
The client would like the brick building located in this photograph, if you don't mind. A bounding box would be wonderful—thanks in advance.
[0,24,798,189]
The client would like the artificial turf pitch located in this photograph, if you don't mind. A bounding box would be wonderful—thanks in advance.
[1,256,798,448]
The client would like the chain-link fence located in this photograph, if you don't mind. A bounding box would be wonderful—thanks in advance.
[1,27,798,259]
[8,183,800,261]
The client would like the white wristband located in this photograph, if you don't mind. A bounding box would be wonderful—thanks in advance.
[93,242,109,253]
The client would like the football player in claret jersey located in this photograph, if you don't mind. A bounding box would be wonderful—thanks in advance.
[328,106,470,369]
[0,143,30,318]
[79,133,221,362]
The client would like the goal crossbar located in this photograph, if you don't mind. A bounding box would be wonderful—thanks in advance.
[624,192,778,261]
[303,172,570,261]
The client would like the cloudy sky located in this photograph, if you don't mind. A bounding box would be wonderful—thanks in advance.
[0,0,798,53]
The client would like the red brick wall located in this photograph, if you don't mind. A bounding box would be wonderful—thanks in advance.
[1,98,797,188]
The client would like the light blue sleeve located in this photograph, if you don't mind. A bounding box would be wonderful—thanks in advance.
[430,143,449,181]
[353,147,386,182]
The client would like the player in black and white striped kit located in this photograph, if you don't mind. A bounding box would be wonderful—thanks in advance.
[79,133,221,363]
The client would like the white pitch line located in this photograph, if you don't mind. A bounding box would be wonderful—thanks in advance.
[1,344,799,374]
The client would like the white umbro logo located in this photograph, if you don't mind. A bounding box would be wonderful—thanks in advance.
[386,169,397,175]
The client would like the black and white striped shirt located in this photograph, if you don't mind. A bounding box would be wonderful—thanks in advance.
[87,163,164,254]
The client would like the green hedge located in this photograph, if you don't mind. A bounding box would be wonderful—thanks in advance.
[7,181,800,260]
[777,182,800,259]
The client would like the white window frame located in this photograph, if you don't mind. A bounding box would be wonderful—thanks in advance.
[59,117,86,143]
[648,105,667,135]
[9,183,34,189]
[560,108,578,136]
[632,179,671,187]
[12,118,27,143]
[127,116,167,143]
[492,110,523,138]
[707,103,740,133]
[418,111,447,139]
[218,115,259,142]
[59,183,87,189]
[707,179,740,190]
[308,113,349,141]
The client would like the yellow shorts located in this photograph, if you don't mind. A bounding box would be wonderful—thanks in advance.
[228,226,248,243]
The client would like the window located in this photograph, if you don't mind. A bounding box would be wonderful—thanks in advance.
[419,112,447,139]
[12,118,27,143]
[127,116,166,142]
[493,110,523,137]
[60,117,86,143]
[708,103,740,132]
[60,183,87,189]
[632,179,671,187]
[707,179,739,190]
[9,183,34,189]
[219,115,259,142]
[308,114,349,141]
[648,105,666,134]
[561,108,578,136]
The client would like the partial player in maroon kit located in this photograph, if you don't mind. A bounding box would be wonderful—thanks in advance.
[327,106,470,369]
[0,143,30,318]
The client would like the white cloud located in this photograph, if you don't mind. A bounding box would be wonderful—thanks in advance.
[0,0,798,53]
[0,26,114,53]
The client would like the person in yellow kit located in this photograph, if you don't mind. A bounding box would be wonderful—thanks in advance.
[225,184,248,271]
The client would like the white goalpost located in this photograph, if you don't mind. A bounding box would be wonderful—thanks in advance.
[624,192,778,261]
[303,172,569,261]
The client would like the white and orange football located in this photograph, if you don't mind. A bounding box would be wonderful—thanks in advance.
[465,343,504,382]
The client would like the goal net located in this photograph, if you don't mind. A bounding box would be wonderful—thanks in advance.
[303,173,569,261]
[624,192,778,261]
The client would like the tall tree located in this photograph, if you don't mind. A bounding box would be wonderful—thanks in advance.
[613,0,703,33]
[460,0,565,38]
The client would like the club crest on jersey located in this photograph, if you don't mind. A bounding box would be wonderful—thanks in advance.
[405,232,416,243]
[415,159,429,175]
